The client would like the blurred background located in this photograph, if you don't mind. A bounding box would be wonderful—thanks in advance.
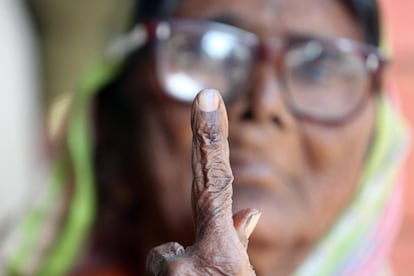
[0,0,412,274]
[381,0,414,274]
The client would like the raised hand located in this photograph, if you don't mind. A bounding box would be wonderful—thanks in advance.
[146,89,261,275]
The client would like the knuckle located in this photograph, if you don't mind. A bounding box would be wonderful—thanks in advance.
[196,128,221,146]
[146,242,185,275]
[166,258,191,275]
[208,176,234,189]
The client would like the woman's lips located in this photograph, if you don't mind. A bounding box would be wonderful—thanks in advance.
[230,159,280,191]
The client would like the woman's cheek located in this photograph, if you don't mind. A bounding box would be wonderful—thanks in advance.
[299,99,376,173]
[144,103,194,237]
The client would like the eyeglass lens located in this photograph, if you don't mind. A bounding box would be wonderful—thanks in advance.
[157,23,254,103]
[156,21,372,121]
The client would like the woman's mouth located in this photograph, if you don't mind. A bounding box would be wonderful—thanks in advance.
[230,158,280,192]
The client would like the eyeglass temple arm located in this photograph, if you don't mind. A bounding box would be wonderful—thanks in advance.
[106,23,149,60]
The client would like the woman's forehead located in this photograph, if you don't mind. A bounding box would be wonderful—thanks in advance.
[173,0,363,41]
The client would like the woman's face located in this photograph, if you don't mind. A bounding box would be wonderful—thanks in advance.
[134,0,376,274]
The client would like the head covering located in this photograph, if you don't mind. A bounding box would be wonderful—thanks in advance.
[294,97,409,275]
[293,2,410,274]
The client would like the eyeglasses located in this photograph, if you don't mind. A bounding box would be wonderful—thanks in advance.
[111,19,387,124]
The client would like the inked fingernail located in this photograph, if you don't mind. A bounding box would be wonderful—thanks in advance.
[245,210,261,238]
[198,89,220,112]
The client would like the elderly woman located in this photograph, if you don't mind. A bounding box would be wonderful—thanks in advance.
[2,0,408,275]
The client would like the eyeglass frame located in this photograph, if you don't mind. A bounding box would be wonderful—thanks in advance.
[108,19,388,126]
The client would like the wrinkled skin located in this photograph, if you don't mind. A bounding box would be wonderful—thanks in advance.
[147,90,259,275]
[89,0,377,275]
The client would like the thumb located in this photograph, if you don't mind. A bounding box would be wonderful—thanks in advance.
[233,208,261,249]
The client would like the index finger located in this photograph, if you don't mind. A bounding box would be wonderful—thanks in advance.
[191,89,234,241]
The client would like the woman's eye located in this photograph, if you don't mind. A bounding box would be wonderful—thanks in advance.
[167,42,199,68]
[293,52,342,84]
[298,59,330,82]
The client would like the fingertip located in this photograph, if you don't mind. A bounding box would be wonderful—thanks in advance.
[191,88,228,142]
[197,89,221,112]
[245,210,261,238]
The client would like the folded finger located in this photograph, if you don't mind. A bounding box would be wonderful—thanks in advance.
[146,242,185,275]
[233,208,261,249]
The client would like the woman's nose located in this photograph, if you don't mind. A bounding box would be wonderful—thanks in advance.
[232,62,293,128]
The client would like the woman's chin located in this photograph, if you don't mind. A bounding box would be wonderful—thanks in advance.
[232,180,317,275]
